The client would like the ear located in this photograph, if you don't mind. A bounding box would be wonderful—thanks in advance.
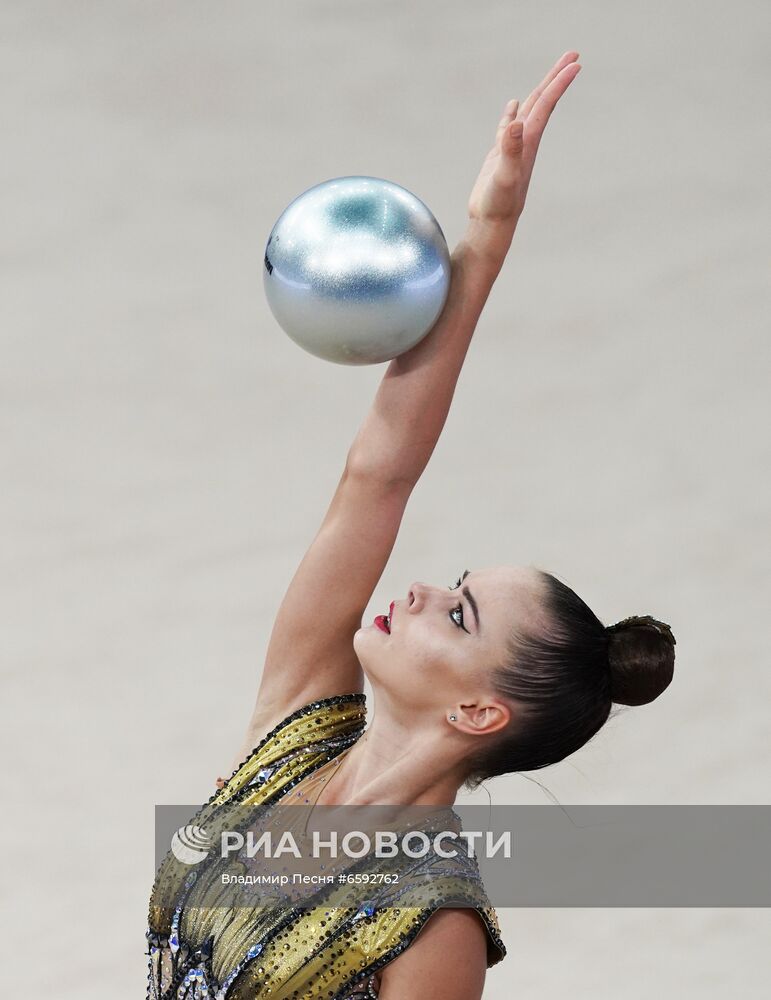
[451,699,511,737]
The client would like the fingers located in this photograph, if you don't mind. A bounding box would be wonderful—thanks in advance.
[520,51,579,120]
[495,98,520,145]
[524,61,581,151]
[491,50,580,176]
[496,119,525,188]
[501,119,524,161]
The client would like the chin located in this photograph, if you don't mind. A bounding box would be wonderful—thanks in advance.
[355,623,386,644]
[352,629,384,677]
[352,626,371,658]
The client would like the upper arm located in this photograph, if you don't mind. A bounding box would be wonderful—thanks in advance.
[377,908,488,999]
[250,463,413,731]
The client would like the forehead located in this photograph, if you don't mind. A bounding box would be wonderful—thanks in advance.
[468,565,548,638]
[472,564,543,593]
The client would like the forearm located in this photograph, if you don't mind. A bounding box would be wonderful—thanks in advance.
[347,222,512,486]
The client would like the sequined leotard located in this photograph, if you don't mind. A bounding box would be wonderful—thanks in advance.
[146,693,506,998]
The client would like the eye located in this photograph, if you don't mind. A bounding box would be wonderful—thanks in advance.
[450,603,465,629]
[448,572,470,633]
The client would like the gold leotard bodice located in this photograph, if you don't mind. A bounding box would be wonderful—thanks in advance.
[146,694,506,998]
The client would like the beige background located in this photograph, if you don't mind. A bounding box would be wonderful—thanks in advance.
[2,1,769,997]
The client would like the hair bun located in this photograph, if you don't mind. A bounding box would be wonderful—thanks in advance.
[605,615,676,706]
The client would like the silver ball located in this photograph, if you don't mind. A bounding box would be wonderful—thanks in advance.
[263,176,451,366]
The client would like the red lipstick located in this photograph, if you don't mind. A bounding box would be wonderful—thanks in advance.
[374,602,395,634]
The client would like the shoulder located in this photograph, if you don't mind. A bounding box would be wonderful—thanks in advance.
[377,908,488,999]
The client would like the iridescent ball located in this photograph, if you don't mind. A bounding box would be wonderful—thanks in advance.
[263,176,451,365]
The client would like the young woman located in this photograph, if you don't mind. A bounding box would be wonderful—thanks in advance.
[147,51,675,999]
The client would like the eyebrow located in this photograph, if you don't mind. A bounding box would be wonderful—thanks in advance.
[460,571,480,633]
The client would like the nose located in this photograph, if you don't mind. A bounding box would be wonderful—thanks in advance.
[407,582,431,611]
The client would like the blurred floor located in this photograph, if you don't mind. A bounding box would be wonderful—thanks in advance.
[1,2,769,997]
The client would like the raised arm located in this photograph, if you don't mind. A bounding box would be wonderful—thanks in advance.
[347,51,582,485]
[231,53,581,767]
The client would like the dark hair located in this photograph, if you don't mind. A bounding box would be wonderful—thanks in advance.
[465,571,676,787]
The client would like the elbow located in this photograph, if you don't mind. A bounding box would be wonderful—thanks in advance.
[344,451,418,493]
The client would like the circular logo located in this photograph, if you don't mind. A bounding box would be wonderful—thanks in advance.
[171,825,212,865]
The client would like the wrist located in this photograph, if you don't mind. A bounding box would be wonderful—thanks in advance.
[458,218,517,276]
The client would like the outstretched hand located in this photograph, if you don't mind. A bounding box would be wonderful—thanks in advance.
[465,51,582,263]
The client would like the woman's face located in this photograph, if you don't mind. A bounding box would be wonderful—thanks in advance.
[353,565,548,718]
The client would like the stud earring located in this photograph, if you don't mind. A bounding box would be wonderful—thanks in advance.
[449,714,457,722]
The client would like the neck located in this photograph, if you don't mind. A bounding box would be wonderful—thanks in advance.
[319,695,468,807]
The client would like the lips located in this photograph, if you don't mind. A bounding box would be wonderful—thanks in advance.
[374,601,395,635]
